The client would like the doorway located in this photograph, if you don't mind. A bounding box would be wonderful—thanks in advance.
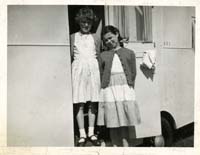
[68,5,105,146]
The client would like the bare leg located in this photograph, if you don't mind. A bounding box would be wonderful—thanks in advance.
[110,128,122,146]
[120,127,129,147]
[76,103,85,130]
[88,102,101,146]
[88,102,96,139]
[88,103,96,129]
[76,103,86,142]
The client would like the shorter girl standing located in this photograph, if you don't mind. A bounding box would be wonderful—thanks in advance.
[97,25,141,146]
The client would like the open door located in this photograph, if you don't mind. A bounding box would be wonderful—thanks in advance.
[68,5,104,145]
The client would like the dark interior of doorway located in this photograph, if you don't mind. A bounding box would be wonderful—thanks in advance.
[68,5,105,34]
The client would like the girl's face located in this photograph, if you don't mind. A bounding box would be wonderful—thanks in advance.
[103,32,119,50]
[79,19,92,34]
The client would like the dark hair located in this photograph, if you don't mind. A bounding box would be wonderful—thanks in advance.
[101,25,124,47]
[75,7,98,24]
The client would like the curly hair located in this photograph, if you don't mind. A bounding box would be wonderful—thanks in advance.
[75,7,98,24]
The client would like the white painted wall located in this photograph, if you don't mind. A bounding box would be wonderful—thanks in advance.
[7,5,74,146]
[8,5,69,45]
[152,6,194,128]
[126,42,161,138]
[126,6,194,138]
[160,49,194,128]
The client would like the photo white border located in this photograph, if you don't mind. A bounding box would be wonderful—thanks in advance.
[0,0,200,154]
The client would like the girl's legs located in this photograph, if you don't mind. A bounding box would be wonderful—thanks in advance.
[88,102,96,139]
[76,103,86,143]
[109,128,122,146]
[88,102,101,146]
[110,127,130,147]
[120,127,129,147]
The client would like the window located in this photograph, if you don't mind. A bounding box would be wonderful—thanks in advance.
[104,6,153,42]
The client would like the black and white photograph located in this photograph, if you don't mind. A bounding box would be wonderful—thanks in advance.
[0,0,200,154]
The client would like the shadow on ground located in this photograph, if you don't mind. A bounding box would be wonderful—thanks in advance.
[173,123,194,147]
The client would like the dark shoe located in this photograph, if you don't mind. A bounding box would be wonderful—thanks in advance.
[88,135,101,146]
[77,137,87,147]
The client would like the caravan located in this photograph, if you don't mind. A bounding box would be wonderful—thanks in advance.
[7,5,194,146]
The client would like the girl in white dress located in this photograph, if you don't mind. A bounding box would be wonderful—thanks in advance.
[70,7,101,146]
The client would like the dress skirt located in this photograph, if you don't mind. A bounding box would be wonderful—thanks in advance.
[72,58,100,104]
[97,72,141,128]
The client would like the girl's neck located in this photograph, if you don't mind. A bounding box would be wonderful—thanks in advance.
[113,45,121,51]
[79,31,91,35]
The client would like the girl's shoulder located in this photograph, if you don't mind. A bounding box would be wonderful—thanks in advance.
[121,47,134,53]
[70,33,75,45]
[91,33,96,37]
[91,33,101,42]
[70,33,77,41]
[71,32,81,37]
[71,32,100,40]
[100,50,112,58]
[120,47,136,56]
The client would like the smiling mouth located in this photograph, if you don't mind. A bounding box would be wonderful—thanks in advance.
[107,42,114,46]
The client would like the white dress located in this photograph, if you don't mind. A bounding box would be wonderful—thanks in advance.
[72,32,100,104]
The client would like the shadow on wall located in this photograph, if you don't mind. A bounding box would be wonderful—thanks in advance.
[140,65,155,81]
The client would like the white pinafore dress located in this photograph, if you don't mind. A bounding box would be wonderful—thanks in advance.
[97,53,141,128]
[72,32,100,104]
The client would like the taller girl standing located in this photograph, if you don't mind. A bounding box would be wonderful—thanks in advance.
[70,7,101,147]
[97,25,141,147]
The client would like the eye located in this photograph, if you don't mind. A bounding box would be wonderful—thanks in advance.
[105,37,112,42]
[105,39,109,43]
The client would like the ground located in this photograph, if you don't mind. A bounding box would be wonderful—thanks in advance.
[75,123,194,147]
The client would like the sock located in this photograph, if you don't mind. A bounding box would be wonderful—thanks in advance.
[79,129,86,138]
[88,127,97,140]
[78,129,86,143]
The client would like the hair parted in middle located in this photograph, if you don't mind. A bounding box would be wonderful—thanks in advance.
[75,7,98,24]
